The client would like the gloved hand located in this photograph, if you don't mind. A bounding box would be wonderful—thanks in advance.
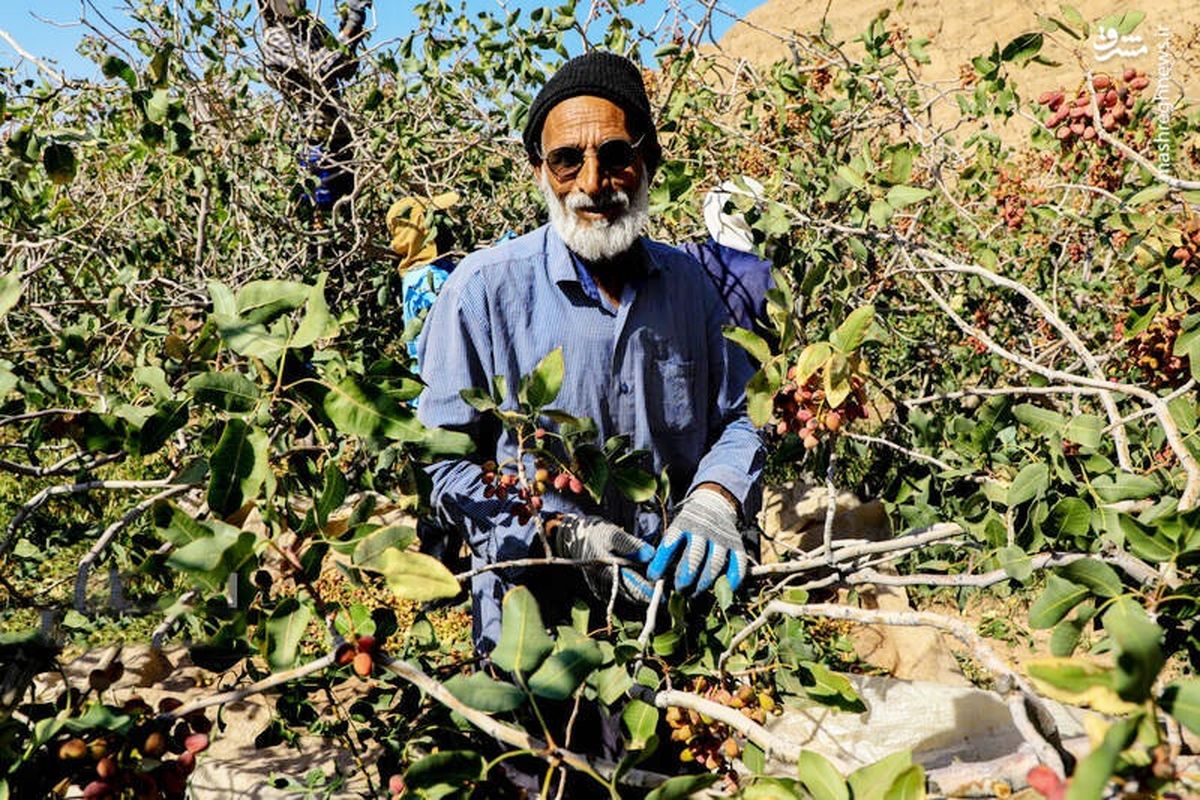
[553,515,655,604]
[647,487,747,593]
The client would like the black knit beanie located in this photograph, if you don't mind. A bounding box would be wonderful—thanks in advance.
[523,51,662,173]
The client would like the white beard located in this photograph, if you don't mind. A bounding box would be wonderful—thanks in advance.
[539,168,650,263]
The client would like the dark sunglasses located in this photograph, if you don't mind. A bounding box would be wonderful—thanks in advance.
[539,135,645,181]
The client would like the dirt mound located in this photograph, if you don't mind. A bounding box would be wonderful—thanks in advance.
[716,0,1198,146]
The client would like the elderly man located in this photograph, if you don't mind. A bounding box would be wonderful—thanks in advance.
[416,51,764,653]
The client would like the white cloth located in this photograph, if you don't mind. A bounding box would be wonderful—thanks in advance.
[702,176,767,254]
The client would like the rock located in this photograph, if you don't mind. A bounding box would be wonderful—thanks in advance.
[765,673,1094,777]
[757,482,891,563]
[841,584,969,687]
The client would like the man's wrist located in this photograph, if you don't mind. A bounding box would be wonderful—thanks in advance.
[694,482,739,514]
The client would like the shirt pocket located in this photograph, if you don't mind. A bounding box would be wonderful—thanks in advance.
[646,354,698,436]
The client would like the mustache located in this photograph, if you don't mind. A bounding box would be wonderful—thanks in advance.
[564,189,630,215]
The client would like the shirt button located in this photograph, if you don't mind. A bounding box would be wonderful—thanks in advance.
[619,382,629,394]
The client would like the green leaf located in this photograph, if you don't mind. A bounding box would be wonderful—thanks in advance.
[1050,617,1085,656]
[1028,574,1089,629]
[460,387,496,412]
[794,342,832,384]
[292,273,338,347]
[490,586,554,677]
[848,750,913,800]
[101,55,137,88]
[444,672,525,713]
[612,467,658,503]
[621,698,658,749]
[0,272,23,319]
[1116,10,1145,34]
[824,353,853,408]
[207,281,236,317]
[404,750,484,790]
[63,703,132,734]
[1064,415,1103,449]
[133,366,174,401]
[723,325,772,364]
[186,371,260,412]
[835,165,866,191]
[882,766,926,800]
[1007,463,1048,507]
[868,198,894,227]
[1160,679,1200,735]
[42,142,76,185]
[798,750,849,800]
[1057,558,1122,598]
[265,597,312,670]
[645,775,721,800]
[998,545,1033,582]
[351,524,416,571]
[800,661,865,712]
[370,549,460,602]
[1093,473,1160,503]
[1045,498,1091,539]
[522,347,564,408]
[166,526,255,592]
[1126,183,1170,206]
[529,640,604,700]
[206,418,269,517]
[746,367,777,428]
[1012,404,1066,436]
[1064,714,1141,800]
[214,315,287,363]
[234,279,310,324]
[593,664,633,706]
[830,305,875,353]
[324,377,424,441]
[145,88,171,124]
[1119,515,1175,562]
[1103,597,1164,702]
[1001,32,1043,63]
[884,185,931,209]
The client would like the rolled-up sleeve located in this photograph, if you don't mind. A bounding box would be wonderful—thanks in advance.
[686,289,766,517]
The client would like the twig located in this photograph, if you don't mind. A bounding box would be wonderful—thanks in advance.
[843,431,957,472]
[1,479,191,558]
[910,248,1133,471]
[151,589,200,649]
[750,523,964,577]
[0,27,66,85]
[721,602,1067,776]
[1083,68,1200,192]
[453,556,639,582]
[75,484,195,611]
[904,259,1200,510]
[0,451,123,478]
[822,451,837,564]
[636,686,801,762]
[161,652,337,720]
[379,656,669,789]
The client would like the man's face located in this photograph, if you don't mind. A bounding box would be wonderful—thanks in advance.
[536,96,651,263]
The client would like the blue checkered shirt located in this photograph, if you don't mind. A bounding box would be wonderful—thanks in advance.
[416,224,764,651]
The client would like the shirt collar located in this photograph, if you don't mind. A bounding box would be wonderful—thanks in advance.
[544,223,663,293]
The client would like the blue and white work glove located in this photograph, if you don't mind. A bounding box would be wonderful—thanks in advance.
[647,487,747,593]
[554,515,655,604]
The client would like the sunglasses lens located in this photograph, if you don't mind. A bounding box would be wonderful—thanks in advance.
[543,139,640,179]
[598,140,636,171]
[546,147,584,178]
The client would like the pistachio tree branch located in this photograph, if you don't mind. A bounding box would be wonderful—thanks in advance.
[720,601,1067,776]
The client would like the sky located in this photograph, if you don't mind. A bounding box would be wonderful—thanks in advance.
[0,0,762,79]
